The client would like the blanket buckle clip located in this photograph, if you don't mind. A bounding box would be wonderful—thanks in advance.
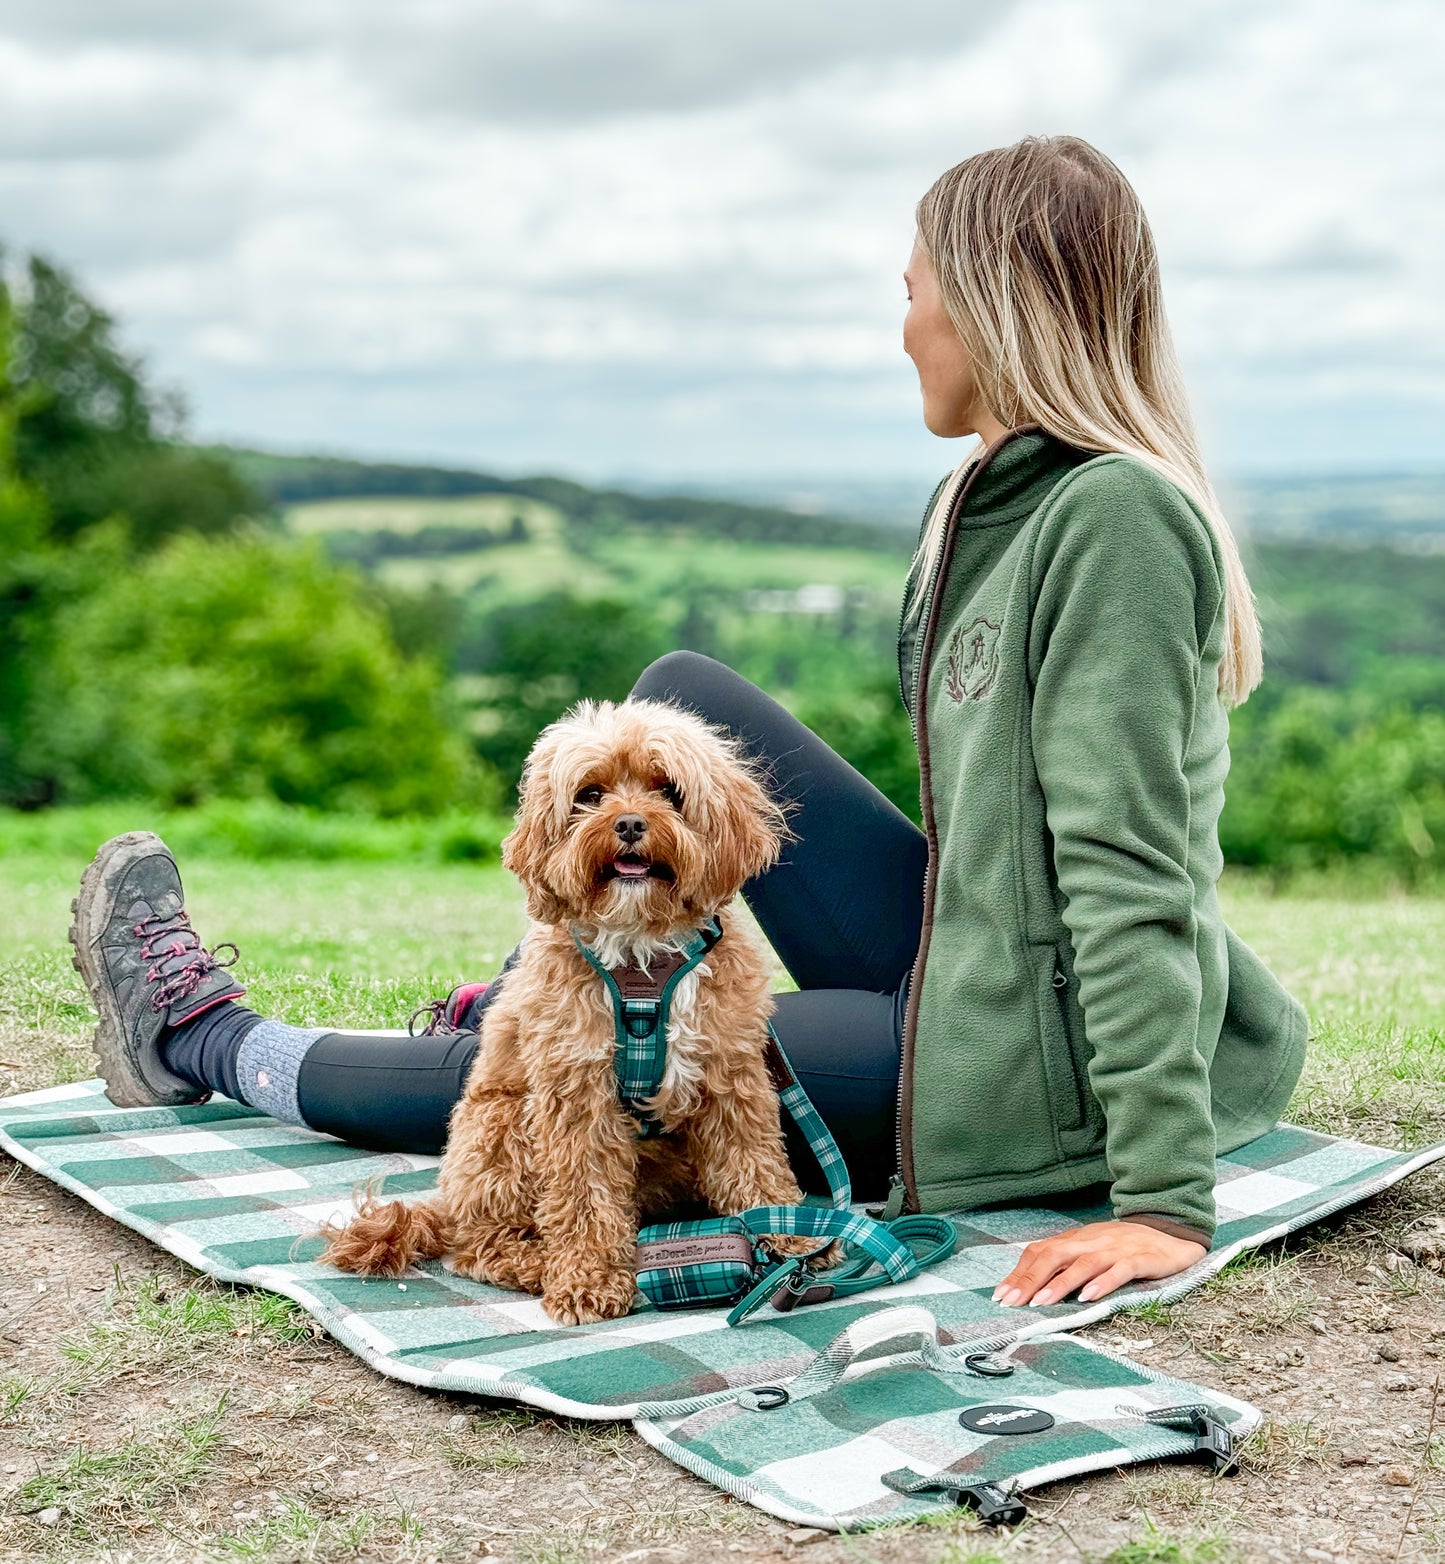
[958,1481,1028,1527]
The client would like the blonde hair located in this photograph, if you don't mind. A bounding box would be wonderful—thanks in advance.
[915,134,1262,707]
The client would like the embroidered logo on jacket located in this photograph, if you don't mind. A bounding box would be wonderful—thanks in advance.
[945,618,1001,703]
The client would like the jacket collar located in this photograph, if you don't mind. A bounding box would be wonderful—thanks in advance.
[954,424,1091,528]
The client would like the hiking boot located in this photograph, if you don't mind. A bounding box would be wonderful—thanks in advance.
[408,981,490,1037]
[69,832,247,1107]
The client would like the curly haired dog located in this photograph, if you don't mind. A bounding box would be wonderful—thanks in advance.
[322,698,810,1324]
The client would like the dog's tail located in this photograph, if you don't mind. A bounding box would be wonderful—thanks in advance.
[321,1192,453,1276]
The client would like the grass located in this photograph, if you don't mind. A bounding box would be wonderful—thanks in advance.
[2,1275,319,1422]
[216,1497,429,1561]
[1100,1520,1237,1563]
[9,1399,227,1541]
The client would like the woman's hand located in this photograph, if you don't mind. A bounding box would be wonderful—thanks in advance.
[991,1220,1206,1308]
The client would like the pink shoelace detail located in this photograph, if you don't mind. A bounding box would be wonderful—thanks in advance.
[133,910,239,1011]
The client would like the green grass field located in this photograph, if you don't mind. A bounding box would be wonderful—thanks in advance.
[284,494,913,608]
[2,852,1441,1151]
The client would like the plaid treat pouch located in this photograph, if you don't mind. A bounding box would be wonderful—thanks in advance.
[635,1217,762,1309]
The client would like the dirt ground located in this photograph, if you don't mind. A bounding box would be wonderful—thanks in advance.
[1,1090,1442,1563]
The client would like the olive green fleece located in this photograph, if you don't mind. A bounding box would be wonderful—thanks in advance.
[898,428,1309,1242]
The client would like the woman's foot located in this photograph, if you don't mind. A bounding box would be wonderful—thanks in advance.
[69,832,246,1107]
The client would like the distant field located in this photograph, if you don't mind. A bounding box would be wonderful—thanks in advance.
[285,494,558,536]
[285,493,913,606]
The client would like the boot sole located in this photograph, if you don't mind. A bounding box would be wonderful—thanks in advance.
[70,831,203,1108]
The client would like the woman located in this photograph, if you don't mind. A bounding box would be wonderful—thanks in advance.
[71,135,1308,1309]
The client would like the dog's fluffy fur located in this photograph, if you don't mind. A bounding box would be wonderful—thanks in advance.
[322,698,808,1324]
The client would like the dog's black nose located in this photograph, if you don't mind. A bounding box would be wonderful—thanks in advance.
[613,814,647,845]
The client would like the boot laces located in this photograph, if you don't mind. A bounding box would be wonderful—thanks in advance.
[407,999,454,1037]
[133,908,239,1011]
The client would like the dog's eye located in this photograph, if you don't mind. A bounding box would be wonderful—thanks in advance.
[656,779,684,810]
[573,784,604,809]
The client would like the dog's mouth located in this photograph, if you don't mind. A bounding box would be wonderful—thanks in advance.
[602,852,675,886]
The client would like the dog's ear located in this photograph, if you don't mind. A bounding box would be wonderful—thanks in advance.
[710,760,787,893]
[502,727,567,924]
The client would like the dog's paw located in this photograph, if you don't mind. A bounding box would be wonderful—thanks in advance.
[762,1234,842,1266]
[451,1231,548,1294]
[456,1238,548,1294]
[542,1269,636,1326]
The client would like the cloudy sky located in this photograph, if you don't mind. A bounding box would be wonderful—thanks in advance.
[0,0,1440,490]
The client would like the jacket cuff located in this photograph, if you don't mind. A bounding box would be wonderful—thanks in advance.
[1118,1212,1212,1249]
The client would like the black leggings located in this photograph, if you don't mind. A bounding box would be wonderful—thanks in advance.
[299,653,927,1201]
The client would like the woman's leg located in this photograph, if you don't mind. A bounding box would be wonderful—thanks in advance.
[631,652,926,994]
[160,1000,476,1155]
[769,985,904,1204]
[94,654,920,1175]
[166,988,900,1193]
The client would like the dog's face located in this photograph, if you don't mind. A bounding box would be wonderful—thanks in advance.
[502,699,785,933]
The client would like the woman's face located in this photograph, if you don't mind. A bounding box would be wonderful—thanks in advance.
[903,241,1006,444]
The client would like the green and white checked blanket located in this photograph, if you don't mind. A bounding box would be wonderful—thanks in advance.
[636,1305,1263,1530]
[0,1079,1439,1429]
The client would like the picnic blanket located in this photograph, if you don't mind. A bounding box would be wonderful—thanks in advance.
[1,1079,1439,1423]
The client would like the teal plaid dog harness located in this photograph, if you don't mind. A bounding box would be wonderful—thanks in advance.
[573,919,955,1322]
[573,916,724,1136]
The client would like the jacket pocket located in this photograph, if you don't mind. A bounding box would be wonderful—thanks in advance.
[1035,943,1087,1133]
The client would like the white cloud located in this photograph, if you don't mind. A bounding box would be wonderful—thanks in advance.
[0,0,1438,483]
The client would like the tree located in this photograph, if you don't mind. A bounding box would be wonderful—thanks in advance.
[32,533,488,816]
[7,252,260,545]
[0,276,58,805]
[460,593,671,793]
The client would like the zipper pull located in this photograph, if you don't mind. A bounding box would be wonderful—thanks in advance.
[881,1174,907,1222]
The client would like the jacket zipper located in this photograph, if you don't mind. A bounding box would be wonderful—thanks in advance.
[894,425,1042,1212]
[896,471,953,729]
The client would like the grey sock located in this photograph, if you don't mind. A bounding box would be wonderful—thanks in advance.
[235,1019,332,1126]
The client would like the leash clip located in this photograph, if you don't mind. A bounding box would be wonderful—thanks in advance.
[769,1262,835,1314]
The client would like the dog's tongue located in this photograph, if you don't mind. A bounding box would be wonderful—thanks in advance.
[613,856,650,879]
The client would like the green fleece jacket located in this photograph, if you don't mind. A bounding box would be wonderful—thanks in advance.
[896,425,1310,1245]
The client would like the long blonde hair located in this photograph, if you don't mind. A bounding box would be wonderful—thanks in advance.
[915,135,1262,707]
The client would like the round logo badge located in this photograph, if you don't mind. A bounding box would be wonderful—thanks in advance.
[958,1404,1056,1435]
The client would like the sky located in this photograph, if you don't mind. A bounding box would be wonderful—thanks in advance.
[0,0,1440,491]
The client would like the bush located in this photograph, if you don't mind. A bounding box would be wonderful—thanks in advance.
[1222,683,1445,883]
[792,674,921,824]
[32,531,490,816]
